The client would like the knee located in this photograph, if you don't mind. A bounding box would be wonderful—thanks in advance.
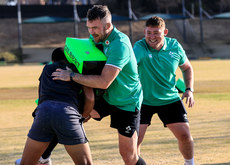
[119,149,137,165]
[90,109,100,118]
[119,149,133,160]
[178,132,194,143]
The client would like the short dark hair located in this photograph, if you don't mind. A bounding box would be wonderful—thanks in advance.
[87,5,111,21]
[51,47,67,62]
[146,16,165,28]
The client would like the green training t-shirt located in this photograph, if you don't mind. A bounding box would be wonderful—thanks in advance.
[133,37,187,106]
[91,27,143,112]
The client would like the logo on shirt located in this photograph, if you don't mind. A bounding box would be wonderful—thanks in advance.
[148,54,152,58]
[125,126,132,134]
[169,51,176,58]
[105,40,110,45]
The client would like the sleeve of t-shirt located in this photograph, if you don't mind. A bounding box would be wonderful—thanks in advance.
[133,42,144,65]
[38,65,47,81]
[105,41,130,70]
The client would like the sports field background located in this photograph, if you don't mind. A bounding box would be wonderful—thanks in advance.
[0,59,230,164]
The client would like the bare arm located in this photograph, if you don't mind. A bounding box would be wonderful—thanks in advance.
[52,65,120,89]
[179,60,195,107]
[180,60,194,90]
[82,86,94,119]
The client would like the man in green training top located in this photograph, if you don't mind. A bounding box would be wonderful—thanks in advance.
[52,5,146,165]
[133,16,195,165]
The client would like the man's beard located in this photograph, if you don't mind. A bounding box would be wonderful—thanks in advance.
[97,27,108,43]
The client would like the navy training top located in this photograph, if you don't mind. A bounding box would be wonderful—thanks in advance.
[38,61,81,108]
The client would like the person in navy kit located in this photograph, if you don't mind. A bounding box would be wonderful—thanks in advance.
[19,47,94,165]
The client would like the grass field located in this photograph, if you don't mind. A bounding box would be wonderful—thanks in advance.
[0,59,230,165]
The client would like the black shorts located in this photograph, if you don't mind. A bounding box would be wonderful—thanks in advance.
[140,100,188,127]
[94,97,140,137]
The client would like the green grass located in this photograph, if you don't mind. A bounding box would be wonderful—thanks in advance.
[0,60,230,164]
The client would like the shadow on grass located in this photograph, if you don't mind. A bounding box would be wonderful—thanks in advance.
[202,163,230,165]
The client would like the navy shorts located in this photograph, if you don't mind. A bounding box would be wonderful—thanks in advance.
[28,100,88,145]
[93,97,140,137]
[140,100,188,127]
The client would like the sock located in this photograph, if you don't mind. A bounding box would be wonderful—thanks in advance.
[185,157,195,165]
[39,157,50,163]
[136,156,146,165]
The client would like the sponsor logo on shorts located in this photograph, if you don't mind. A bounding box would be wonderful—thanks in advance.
[183,114,188,120]
[125,126,132,134]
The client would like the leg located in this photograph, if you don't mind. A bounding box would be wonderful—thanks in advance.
[118,131,139,165]
[90,109,100,118]
[137,104,155,156]
[91,97,110,120]
[137,124,148,155]
[64,142,93,165]
[167,122,194,159]
[20,137,49,165]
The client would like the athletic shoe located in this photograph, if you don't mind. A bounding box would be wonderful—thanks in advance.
[15,158,21,165]
[38,157,52,165]
[14,157,52,165]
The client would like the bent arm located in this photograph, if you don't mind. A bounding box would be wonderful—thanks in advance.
[180,60,195,107]
[72,65,120,89]
[52,65,120,89]
[82,86,94,118]
[180,60,194,90]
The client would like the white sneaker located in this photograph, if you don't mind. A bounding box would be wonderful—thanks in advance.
[15,158,21,165]
[14,157,52,165]
[38,157,52,165]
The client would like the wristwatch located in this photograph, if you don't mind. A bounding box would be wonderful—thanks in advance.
[185,88,194,92]
[70,72,75,81]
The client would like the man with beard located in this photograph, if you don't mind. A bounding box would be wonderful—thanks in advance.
[52,5,146,165]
